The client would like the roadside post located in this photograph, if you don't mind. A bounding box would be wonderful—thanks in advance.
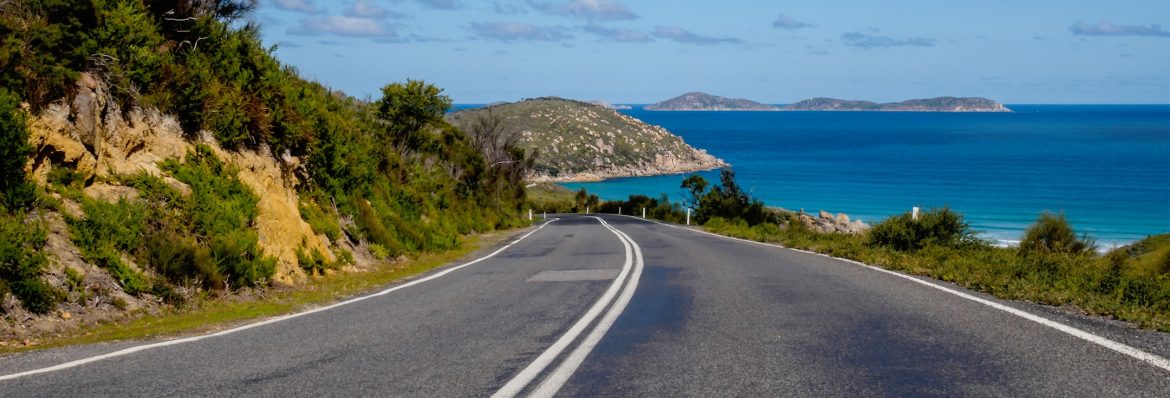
[687,208,691,226]
[528,209,533,221]
[642,208,646,219]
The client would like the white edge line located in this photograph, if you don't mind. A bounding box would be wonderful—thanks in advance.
[529,223,644,398]
[608,213,1170,374]
[491,216,637,398]
[0,219,561,382]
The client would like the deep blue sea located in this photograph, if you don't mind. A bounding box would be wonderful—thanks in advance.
[553,105,1170,247]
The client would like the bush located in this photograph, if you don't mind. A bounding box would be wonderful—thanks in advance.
[299,198,342,241]
[70,197,150,294]
[869,207,976,251]
[0,213,57,313]
[0,88,36,210]
[145,230,222,289]
[297,249,334,276]
[1019,213,1095,256]
[685,169,771,226]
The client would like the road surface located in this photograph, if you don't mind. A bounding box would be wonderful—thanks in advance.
[2,214,1169,397]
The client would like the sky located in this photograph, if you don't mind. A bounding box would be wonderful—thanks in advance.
[253,0,1170,104]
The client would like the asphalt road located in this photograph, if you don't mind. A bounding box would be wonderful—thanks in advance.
[2,214,1170,397]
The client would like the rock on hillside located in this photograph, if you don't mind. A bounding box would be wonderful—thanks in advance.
[645,92,781,111]
[784,96,1011,112]
[447,98,727,182]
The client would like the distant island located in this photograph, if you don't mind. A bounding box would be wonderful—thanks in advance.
[645,92,781,111]
[644,92,1011,112]
[785,97,1012,112]
[447,97,726,182]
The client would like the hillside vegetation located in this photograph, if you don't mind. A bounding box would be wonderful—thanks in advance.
[447,97,725,181]
[0,0,530,342]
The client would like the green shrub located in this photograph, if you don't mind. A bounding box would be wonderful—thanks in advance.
[70,197,150,294]
[354,199,402,256]
[299,198,342,241]
[145,230,222,289]
[297,249,334,276]
[0,88,36,210]
[1019,213,1095,256]
[368,243,390,261]
[869,207,976,251]
[0,213,57,313]
[210,230,274,288]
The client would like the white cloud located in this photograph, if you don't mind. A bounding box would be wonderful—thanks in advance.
[652,26,742,45]
[344,0,397,19]
[530,0,637,21]
[841,32,934,49]
[1070,20,1170,37]
[772,13,810,30]
[292,15,397,37]
[582,24,652,42]
[273,0,320,14]
[469,22,572,42]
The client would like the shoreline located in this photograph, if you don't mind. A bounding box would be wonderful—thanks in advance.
[526,162,727,183]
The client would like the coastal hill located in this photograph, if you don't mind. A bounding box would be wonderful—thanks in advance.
[448,98,726,181]
[785,97,1012,112]
[645,92,781,111]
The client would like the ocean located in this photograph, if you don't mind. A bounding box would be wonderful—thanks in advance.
[557,105,1170,247]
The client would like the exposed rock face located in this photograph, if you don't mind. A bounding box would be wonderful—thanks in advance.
[645,92,781,111]
[447,97,727,182]
[784,97,1011,112]
[799,210,870,235]
[26,73,332,286]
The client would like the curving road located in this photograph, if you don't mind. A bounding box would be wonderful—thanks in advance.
[2,214,1170,397]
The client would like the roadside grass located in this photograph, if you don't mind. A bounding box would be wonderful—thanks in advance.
[527,183,576,213]
[698,214,1170,332]
[1,230,516,354]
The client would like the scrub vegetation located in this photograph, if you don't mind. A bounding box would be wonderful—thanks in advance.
[0,1,532,324]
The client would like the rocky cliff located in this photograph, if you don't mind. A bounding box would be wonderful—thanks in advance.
[447,98,726,182]
[645,92,781,111]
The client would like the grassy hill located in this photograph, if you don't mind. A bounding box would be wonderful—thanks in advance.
[447,98,725,181]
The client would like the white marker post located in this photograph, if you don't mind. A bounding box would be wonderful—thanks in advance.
[586,206,589,214]
[686,208,691,226]
[618,207,622,215]
[912,206,920,221]
[528,209,533,221]
[543,212,547,220]
[642,208,646,219]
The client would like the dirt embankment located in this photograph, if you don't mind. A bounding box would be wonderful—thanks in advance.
[4,74,342,344]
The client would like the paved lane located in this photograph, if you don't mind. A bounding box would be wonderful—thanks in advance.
[558,215,1170,397]
[0,217,632,397]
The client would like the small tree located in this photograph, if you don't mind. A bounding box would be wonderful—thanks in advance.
[680,174,707,210]
[377,80,452,150]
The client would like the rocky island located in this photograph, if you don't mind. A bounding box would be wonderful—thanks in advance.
[645,92,781,111]
[447,98,726,182]
[644,92,1011,112]
[785,96,1011,112]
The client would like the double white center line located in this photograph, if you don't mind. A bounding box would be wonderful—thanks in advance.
[493,217,645,398]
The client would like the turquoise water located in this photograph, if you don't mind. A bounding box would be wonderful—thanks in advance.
[559,105,1170,247]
